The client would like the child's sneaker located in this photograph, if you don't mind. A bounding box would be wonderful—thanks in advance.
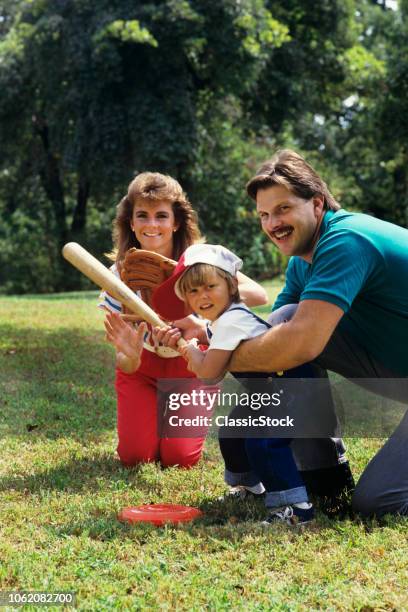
[262,503,314,527]
[221,482,265,500]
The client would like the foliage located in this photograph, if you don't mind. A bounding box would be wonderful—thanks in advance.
[0,0,294,291]
[280,0,406,224]
[242,0,356,131]
[376,0,408,226]
[0,0,407,292]
[190,105,289,277]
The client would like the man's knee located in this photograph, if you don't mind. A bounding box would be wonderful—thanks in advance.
[267,303,298,327]
[351,485,378,517]
[352,482,408,517]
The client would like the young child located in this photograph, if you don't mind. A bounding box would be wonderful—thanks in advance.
[152,243,314,526]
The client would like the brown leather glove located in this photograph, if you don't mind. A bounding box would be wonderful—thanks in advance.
[120,248,177,310]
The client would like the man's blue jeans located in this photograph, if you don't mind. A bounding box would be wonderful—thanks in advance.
[271,304,408,517]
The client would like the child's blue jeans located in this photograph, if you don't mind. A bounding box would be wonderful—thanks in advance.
[245,437,308,507]
[220,364,314,508]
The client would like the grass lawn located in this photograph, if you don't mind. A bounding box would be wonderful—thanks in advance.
[0,286,407,610]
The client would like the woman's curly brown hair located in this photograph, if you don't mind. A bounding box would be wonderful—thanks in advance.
[110,172,202,266]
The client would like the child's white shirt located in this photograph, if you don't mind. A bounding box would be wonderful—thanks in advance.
[207,303,269,351]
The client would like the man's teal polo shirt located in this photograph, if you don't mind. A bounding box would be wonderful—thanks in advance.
[273,210,408,375]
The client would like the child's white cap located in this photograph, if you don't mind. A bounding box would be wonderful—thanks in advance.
[152,244,243,320]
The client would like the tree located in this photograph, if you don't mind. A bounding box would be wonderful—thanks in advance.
[376,0,408,226]
[242,0,357,132]
[1,0,405,293]
[0,0,290,290]
[265,0,403,224]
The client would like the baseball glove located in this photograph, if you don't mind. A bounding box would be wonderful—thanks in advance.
[120,248,177,313]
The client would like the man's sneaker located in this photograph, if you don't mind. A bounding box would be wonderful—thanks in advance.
[262,504,315,527]
[220,483,265,501]
[300,462,355,518]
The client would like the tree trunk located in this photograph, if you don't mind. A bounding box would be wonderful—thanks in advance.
[33,116,67,249]
[71,174,90,234]
[33,115,74,290]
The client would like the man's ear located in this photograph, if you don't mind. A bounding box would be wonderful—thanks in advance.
[313,195,325,217]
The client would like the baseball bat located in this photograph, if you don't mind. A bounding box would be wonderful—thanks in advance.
[62,242,186,347]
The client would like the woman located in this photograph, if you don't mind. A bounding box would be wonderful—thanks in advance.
[101,172,267,468]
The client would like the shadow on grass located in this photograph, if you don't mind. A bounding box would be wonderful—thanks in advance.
[9,460,403,542]
[50,500,404,544]
[50,497,269,543]
[0,455,165,496]
[48,487,347,543]
[50,515,269,543]
[0,324,116,439]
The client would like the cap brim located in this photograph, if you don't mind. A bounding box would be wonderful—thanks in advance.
[152,273,190,321]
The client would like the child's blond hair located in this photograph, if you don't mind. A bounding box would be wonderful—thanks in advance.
[178,263,240,303]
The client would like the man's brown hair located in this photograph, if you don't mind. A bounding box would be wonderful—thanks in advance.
[246,149,341,211]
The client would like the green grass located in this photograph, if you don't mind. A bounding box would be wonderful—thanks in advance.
[252,278,284,318]
[0,288,407,610]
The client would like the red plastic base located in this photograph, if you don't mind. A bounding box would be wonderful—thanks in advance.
[118,503,202,526]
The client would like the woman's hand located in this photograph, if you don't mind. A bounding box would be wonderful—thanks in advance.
[236,271,268,307]
[104,311,146,366]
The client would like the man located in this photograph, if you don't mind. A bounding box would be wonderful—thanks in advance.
[230,149,408,517]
